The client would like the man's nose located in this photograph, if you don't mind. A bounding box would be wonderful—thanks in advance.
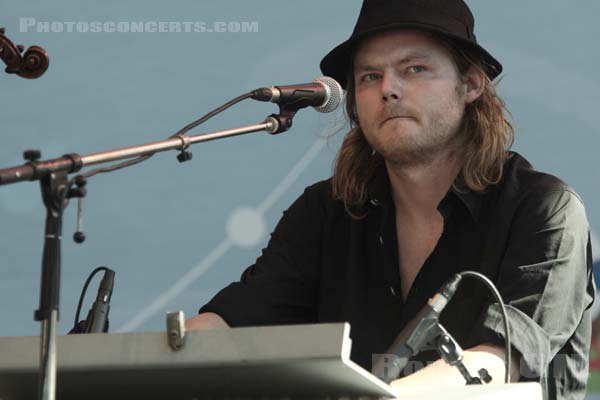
[381,73,402,103]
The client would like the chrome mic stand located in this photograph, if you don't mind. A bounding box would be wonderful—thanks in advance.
[0,113,288,400]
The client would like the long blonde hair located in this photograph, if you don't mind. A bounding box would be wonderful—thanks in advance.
[331,33,514,218]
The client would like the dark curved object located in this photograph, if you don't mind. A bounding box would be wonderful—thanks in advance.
[0,27,49,79]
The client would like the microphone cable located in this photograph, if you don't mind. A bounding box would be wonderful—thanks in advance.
[71,266,112,333]
[62,92,254,243]
[457,271,512,384]
[71,91,254,183]
[377,270,512,384]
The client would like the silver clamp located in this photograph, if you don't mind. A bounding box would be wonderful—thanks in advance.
[166,310,186,350]
[174,133,191,151]
[263,116,280,134]
[174,133,193,163]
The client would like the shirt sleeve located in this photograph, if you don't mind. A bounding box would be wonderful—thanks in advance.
[198,182,328,327]
[468,189,595,382]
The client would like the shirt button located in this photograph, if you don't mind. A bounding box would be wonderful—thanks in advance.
[390,286,397,296]
[378,235,384,245]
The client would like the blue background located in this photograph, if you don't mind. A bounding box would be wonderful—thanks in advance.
[1,0,599,381]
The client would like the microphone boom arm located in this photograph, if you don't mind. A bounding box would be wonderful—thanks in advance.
[0,117,282,186]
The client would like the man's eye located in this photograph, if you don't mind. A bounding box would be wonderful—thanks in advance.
[361,73,380,82]
[407,66,426,73]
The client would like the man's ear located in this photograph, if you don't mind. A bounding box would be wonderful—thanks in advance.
[462,66,486,104]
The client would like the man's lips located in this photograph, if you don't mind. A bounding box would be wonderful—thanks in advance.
[379,116,414,127]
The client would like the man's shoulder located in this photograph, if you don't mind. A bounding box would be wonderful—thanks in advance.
[301,178,341,210]
[501,152,583,204]
[304,177,333,195]
[486,152,588,227]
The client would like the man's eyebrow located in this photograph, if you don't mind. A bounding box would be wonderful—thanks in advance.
[354,52,431,73]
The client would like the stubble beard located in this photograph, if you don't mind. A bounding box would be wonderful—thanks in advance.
[362,87,467,168]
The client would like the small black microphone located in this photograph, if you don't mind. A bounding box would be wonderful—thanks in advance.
[372,273,463,382]
[84,268,115,333]
[250,76,343,113]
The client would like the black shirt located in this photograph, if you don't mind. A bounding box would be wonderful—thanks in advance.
[200,152,595,400]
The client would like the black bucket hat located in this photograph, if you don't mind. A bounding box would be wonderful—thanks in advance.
[320,0,503,89]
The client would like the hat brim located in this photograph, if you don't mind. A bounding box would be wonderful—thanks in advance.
[320,23,503,89]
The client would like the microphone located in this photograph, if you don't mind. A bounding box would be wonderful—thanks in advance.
[84,268,115,333]
[250,76,343,113]
[372,273,463,382]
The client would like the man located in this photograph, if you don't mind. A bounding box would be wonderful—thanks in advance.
[186,1,595,399]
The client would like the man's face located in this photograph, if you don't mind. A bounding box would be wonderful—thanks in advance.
[353,29,469,166]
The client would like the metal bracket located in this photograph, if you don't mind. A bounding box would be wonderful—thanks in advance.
[166,310,186,350]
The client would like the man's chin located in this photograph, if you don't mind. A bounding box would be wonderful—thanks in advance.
[378,146,424,165]
[379,123,416,138]
[377,143,449,167]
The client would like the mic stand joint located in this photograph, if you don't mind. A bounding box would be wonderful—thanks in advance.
[174,133,193,163]
[432,324,490,385]
[267,105,299,134]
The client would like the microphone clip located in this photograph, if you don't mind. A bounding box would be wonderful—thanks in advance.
[173,133,193,163]
[374,319,490,385]
[265,106,299,135]
[428,322,490,385]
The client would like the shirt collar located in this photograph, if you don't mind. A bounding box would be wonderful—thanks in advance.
[450,188,482,222]
[367,165,482,222]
